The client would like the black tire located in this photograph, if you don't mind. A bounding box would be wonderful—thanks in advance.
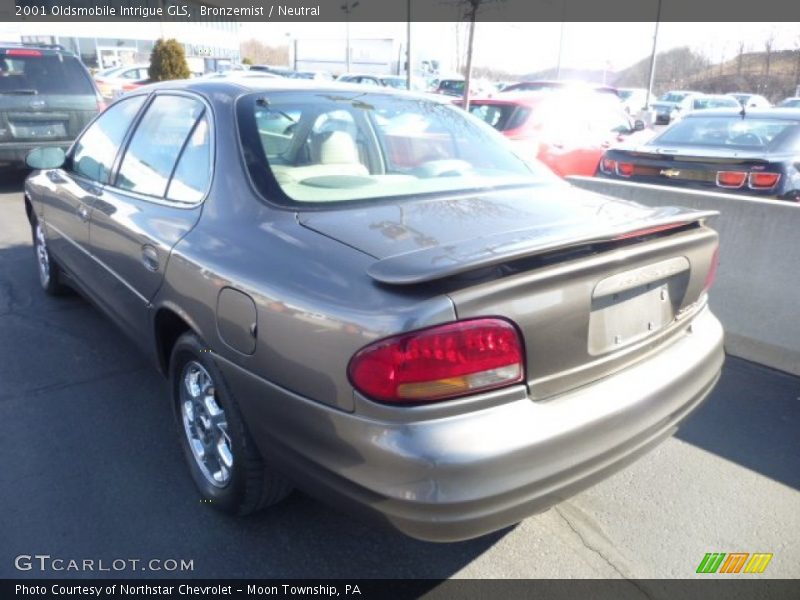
[31,219,69,296]
[169,331,292,515]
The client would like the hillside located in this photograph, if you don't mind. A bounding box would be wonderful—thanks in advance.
[614,47,800,101]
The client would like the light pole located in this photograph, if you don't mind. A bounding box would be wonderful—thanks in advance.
[645,0,663,112]
[406,0,412,89]
[341,1,360,74]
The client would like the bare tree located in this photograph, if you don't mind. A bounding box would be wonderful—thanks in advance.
[763,29,776,77]
[795,34,800,89]
[737,41,745,76]
[240,39,289,66]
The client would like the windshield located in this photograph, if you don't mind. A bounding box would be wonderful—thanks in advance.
[381,77,407,89]
[439,80,464,93]
[237,92,548,206]
[653,116,800,150]
[660,92,688,103]
[0,55,95,95]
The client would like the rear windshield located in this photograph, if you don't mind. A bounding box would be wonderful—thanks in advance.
[692,97,739,110]
[237,91,548,206]
[660,92,688,103]
[0,54,95,95]
[653,116,800,150]
[469,102,531,131]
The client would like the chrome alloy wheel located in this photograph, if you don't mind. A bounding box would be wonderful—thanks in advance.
[34,222,50,287]
[180,361,234,487]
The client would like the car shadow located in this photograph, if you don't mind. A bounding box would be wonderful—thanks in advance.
[0,168,28,193]
[0,232,509,580]
[675,355,800,491]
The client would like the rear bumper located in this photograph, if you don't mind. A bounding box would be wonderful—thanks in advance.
[218,307,724,542]
[0,141,71,167]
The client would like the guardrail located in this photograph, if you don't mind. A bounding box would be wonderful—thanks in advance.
[567,176,800,377]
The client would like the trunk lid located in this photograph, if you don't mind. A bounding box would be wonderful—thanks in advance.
[300,183,719,400]
[298,183,714,283]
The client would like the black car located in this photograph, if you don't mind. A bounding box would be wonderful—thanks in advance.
[0,44,102,169]
[597,109,800,202]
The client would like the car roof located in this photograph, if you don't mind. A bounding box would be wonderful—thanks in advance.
[692,94,739,100]
[124,77,450,102]
[683,107,800,119]
[0,43,77,57]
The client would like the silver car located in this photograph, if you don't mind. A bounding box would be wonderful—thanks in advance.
[23,79,724,542]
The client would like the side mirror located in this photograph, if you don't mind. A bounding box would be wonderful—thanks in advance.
[26,147,66,170]
[633,119,645,132]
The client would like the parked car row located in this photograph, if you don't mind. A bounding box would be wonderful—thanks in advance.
[5,41,797,206]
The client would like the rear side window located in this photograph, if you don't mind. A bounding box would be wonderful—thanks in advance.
[0,55,95,95]
[71,95,146,183]
[166,116,211,203]
[116,95,206,198]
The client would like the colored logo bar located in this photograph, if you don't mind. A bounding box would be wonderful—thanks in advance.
[696,553,773,574]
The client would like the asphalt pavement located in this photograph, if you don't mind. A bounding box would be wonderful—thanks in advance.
[1,171,798,584]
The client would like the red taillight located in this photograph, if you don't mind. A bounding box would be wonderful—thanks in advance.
[703,246,720,292]
[96,99,107,112]
[6,48,42,57]
[600,158,617,174]
[348,318,525,404]
[616,162,634,177]
[748,172,780,189]
[716,171,747,189]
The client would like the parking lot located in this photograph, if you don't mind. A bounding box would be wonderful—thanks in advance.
[0,172,798,582]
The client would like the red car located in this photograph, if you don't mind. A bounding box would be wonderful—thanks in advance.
[468,91,653,178]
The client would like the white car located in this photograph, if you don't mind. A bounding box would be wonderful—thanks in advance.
[727,93,771,109]
[670,93,740,122]
[94,64,150,99]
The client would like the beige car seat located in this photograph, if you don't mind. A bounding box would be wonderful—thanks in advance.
[271,130,369,184]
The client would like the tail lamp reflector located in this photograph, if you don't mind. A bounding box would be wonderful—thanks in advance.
[616,162,634,177]
[748,172,780,189]
[348,318,525,404]
[716,171,747,188]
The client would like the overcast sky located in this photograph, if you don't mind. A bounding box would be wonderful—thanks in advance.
[240,22,800,74]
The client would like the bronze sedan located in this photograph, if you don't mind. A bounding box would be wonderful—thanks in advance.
[23,79,724,541]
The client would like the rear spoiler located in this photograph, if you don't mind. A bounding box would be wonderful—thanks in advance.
[367,209,718,285]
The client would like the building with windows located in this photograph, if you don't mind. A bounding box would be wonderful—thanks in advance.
[0,7,239,74]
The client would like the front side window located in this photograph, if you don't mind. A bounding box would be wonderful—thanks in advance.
[71,95,146,183]
[238,92,547,206]
[116,95,205,198]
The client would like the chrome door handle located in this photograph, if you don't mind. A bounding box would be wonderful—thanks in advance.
[77,205,90,222]
[142,245,159,272]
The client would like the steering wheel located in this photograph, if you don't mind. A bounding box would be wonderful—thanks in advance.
[730,132,764,146]
[416,159,474,178]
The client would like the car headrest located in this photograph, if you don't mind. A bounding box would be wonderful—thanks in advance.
[310,130,359,165]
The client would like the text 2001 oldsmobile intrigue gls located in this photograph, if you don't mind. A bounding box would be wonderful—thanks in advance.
[23,79,724,541]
